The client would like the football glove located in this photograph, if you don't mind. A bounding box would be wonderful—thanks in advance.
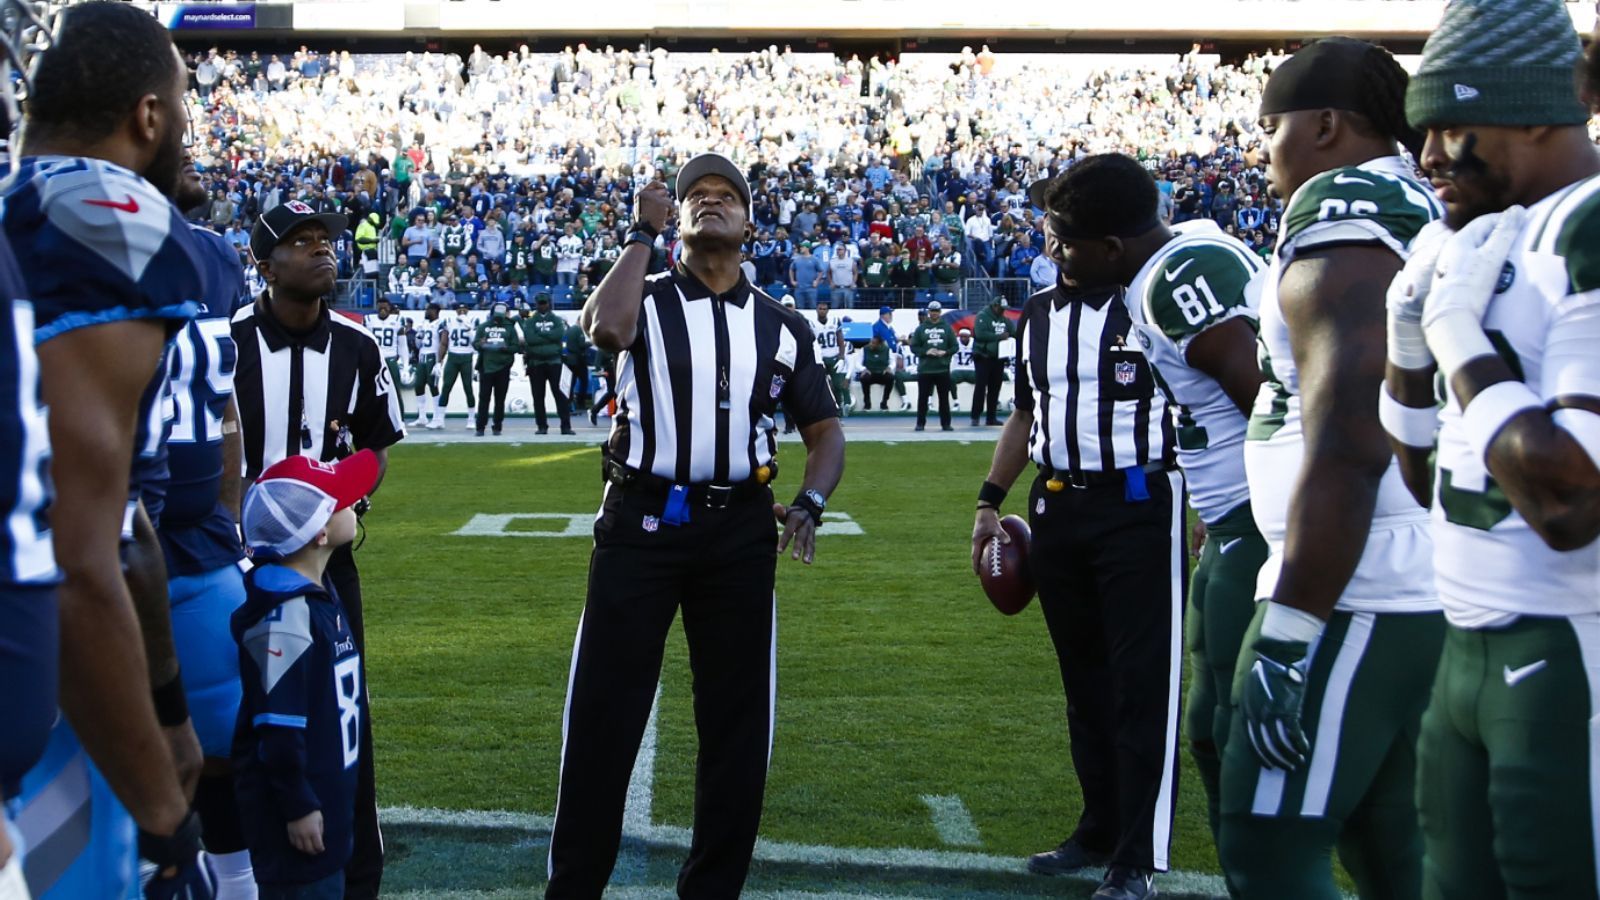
[1424,206,1526,376]
[1385,220,1452,370]
[140,811,216,900]
[1240,637,1311,771]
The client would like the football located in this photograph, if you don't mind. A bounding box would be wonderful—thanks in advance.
[979,515,1035,615]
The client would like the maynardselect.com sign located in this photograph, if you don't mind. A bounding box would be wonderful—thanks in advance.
[162,2,257,30]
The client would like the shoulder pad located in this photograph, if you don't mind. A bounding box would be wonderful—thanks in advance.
[242,597,314,694]
[36,163,184,283]
[1282,166,1436,251]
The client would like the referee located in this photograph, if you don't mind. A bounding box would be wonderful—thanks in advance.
[546,153,846,900]
[970,184,1182,900]
[232,200,406,900]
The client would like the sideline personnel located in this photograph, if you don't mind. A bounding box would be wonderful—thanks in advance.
[232,201,405,900]
[547,153,846,899]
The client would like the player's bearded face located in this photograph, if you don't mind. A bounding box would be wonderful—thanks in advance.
[1421,127,1518,230]
[147,54,189,202]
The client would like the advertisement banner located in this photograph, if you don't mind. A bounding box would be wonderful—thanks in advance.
[163,3,256,30]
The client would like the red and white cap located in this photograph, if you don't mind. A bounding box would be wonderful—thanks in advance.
[242,450,379,561]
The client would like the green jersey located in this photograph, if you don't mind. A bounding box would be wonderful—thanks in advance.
[863,258,890,288]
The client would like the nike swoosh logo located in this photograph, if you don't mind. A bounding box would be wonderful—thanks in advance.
[1332,173,1373,187]
[267,647,284,657]
[1503,660,1547,687]
[1163,259,1196,282]
[1219,538,1243,555]
[82,194,140,214]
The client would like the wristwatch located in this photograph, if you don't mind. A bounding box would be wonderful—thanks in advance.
[793,489,826,525]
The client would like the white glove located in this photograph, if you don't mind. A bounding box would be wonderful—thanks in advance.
[1385,220,1452,370]
[1424,206,1526,376]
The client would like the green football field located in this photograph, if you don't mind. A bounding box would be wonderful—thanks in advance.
[358,438,1229,898]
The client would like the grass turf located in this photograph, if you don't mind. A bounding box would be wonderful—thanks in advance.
[360,439,1221,893]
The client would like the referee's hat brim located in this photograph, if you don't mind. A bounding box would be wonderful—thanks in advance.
[1027,175,1063,212]
[675,153,752,212]
[251,201,349,262]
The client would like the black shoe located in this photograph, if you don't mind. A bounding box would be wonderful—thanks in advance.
[1027,840,1109,877]
[536,427,548,435]
[879,402,888,410]
[560,428,577,436]
[492,428,502,436]
[986,418,1002,426]
[1093,867,1156,900]
[914,424,925,432]
[588,408,599,426]
[474,429,485,437]
[970,419,981,427]
[941,425,955,432]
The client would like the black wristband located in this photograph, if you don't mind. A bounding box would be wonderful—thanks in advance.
[978,480,1008,508]
[138,808,203,868]
[626,231,656,252]
[632,220,660,240]
[151,672,190,727]
[791,491,824,525]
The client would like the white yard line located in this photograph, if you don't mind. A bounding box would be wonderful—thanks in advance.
[918,794,982,847]
[622,683,661,832]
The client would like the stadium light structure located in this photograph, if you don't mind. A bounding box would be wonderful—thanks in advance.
[0,0,61,172]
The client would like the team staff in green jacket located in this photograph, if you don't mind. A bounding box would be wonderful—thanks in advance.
[473,301,521,436]
[520,293,573,435]
[563,320,592,417]
[909,300,958,431]
[858,333,901,410]
[970,296,1015,426]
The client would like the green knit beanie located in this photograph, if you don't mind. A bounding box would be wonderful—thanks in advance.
[1407,0,1588,129]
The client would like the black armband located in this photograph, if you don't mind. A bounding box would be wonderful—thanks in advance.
[977,480,1008,509]
[151,672,190,727]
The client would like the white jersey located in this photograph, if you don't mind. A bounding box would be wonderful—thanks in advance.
[1247,156,1444,612]
[443,313,477,355]
[811,315,843,360]
[1126,220,1261,524]
[413,318,441,358]
[1433,176,1600,626]
[365,313,406,362]
[953,340,976,372]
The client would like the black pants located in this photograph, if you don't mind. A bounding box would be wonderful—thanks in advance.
[591,372,616,415]
[326,545,383,900]
[916,372,951,428]
[860,371,895,408]
[476,366,511,433]
[973,355,1004,423]
[527,362,572,431]
[567,362,591,410]
[1028,469,1186,872]
[547,486,778,900]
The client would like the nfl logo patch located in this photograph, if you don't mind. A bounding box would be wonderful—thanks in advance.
[642,515,659,533]
[770,375,785,399]
[1115,362,1138,386]
[285,200,316,214]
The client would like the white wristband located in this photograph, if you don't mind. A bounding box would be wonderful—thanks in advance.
[1260,601,1326,643]
[1386,314,1433,371]
[1378,385,1439,449]
[1424,309,1497,377]
[1461,380,1542,464]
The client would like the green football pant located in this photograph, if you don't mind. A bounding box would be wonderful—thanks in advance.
[893,372,912,396]
[1419,616,1600,900]
[1219,606,1444,900]
[385,357,408,415]
[1185,502,1268,847]
[413,355,438,397]
[441,353,476,409]
[951,371,976,385]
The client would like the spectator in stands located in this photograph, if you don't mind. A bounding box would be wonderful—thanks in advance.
[827,241,858,308]
[790,243,824,309]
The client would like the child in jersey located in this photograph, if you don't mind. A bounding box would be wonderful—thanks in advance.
[233,450,378,899]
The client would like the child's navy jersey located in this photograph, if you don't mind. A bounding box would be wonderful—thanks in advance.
[232,564,362,886]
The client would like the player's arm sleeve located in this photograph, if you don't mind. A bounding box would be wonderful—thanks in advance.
[353,338,406,450]
[24,176,203,344]
[1144,245,1259,354]
[1012,308,1035,412]
[778,319,841,428]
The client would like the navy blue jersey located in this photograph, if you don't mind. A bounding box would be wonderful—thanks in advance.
[158,225,247,574]
[132,349,173,528]
[232,564,361,886]
[0,234,55,588]
[5,157,204,536]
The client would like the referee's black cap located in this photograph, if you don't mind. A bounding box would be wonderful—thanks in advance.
[251,200,349,262]
[675,152,752,214]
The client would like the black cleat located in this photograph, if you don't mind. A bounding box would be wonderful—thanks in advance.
[1028,840,1109,877]
[560,428,576,436]
[474,429,485,437]
[492,427,502,436]
[1093,867,1156,900]
[588,408,599,426]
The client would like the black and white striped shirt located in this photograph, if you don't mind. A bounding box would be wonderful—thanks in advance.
[608,263,838,484]
[232,295,406,482]
[1015,284,1173,472]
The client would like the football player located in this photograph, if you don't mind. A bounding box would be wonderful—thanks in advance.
[1031,152,1269,850]
[411,302,445,429]
[1224,39,1445,899]
[1383,1,1600,895]
[440,301,478,426]
[811,299,850,415]
[364,299,409,419]
[6,3,217,897]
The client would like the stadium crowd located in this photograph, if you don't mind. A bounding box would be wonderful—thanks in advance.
[180,43,1290,310]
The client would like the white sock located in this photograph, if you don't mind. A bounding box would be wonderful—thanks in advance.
[0,849,30,900]
[208,849,257,900]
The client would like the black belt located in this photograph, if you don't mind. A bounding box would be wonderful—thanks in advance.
[603,457,773,509]
[1036,460,1173,490]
